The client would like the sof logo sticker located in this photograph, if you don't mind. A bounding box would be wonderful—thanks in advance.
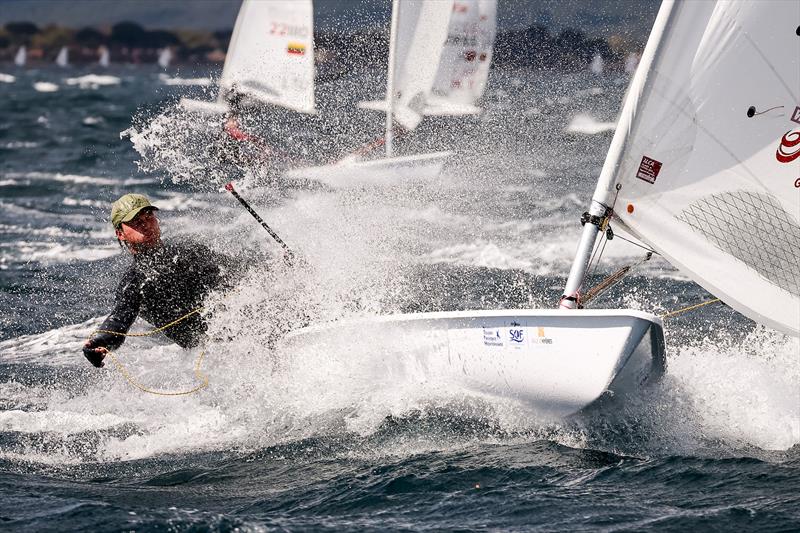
[776,128,800,165]
[482,327,503,347]
[530,326,554,346]
[636,156,662,184]
[506,321,527,348]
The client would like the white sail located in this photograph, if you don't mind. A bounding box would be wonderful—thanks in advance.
[157,48,172,69]
[389,0,453,130]
[219,0,315,114]
[55,46,69,67]
[589,53,604,75]
[98,46,110,68]
[427,0,497,116]
[14,46,26,67]
[591,0,800,336]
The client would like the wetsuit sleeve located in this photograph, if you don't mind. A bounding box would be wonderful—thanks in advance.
[92,269,142,351]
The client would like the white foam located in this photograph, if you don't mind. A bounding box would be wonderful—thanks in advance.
[565,113,616,135]
[663,328,800,451]
[33,81,59,93]
[2,141,39,149]
[65,74,121,89]
[82,116,104,125]
[158,74,213,86]
[5,172,158,186]
[0,73,16,83]
[3,240,118,265]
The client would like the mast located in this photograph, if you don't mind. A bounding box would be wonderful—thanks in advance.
[559,0,676,309]
[385,0,400,158]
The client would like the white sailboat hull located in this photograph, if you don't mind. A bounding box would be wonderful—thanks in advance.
[279,309,666,418]
[178,98,229,115]
[284,151,453,188]
[358,98,481,117]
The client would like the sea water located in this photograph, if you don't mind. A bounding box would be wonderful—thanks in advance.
[0,63,798,531]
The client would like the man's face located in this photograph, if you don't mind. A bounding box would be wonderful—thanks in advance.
[117,208,160,246]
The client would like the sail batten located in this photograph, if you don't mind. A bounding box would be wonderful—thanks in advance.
[588,0,800,336]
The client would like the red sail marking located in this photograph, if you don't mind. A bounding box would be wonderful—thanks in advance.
[776,130,800,163]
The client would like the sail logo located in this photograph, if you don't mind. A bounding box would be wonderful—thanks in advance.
[636,156,662,184]
[287,42,306,56]
[790,106,800,125]
[776,129,800,164]
[482,327,503,347]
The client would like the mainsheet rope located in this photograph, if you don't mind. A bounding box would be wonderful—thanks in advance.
[88,306,209,396]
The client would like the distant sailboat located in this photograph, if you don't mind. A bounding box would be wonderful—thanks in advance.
[55,46,69,68]
[14,46,26,67]
[289,0,455,187]
[98,46,110,68]
[157,47,172,69]
[426,0,497,116]
[589,53,604,75]
[180,0,315,115]
[624,52,639,74]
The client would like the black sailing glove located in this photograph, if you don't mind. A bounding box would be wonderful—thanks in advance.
[82,336,111,368]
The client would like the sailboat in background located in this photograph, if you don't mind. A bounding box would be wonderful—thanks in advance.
[14,46,26,67]
[181,0,315,115]
[55,46,69,68]
[280,0,798,417]
[425,0,497,116]
[287,0,455,187]
[98,46,110,68]
[623,52,639,75]
[157,47,172,69]
[589,53,604,75]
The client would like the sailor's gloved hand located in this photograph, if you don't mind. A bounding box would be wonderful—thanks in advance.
[83,339,109,368]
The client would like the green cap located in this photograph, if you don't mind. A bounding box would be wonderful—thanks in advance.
[110,193,158,229]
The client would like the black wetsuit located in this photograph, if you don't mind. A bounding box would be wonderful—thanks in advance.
[92,240,234,352]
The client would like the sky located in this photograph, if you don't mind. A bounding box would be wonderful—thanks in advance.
[0,0,660,39]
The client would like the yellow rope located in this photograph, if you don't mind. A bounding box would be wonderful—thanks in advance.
[660,298,721,319]
[88,306,209,396]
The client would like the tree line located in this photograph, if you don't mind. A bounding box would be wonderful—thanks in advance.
[0,20,640,71]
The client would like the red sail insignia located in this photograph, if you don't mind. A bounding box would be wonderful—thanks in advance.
[636,156,662,184]
[776,129,800,163]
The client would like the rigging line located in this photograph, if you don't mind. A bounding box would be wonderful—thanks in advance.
[611,232,659,254]
[589,231,610,280]
[583,252,652,306]
[660,298,721,319]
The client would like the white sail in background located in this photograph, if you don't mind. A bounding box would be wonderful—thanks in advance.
[589,53,604,75]
[157,48,172,69]
[55,46,69,67]
[427,0,497,116]
[388,0,453,129]
[219,0,315,114]
[98,46,110,68]
[14,46,26,67]
[592,0,799,336]
[359,0,453,129]
[624,52,639,74]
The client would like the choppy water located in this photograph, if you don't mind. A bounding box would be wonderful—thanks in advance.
[0,62,798,531]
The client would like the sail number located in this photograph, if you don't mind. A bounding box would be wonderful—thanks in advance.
[270,22,310,38]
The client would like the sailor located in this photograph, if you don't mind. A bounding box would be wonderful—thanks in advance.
[82,194,237,368]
